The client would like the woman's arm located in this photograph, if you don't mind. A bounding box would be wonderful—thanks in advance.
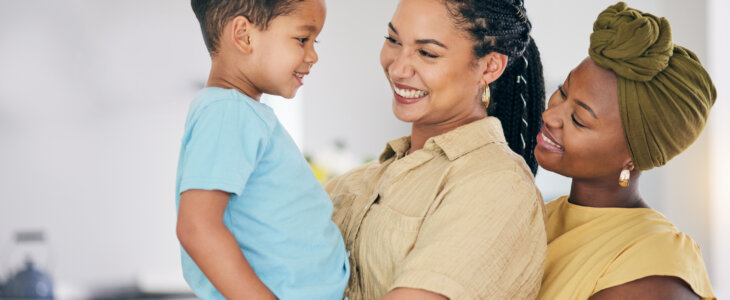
[381,288,448,300]
[177,189,276,300]
[589,276,700,300]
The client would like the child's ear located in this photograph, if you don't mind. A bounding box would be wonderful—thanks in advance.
[478,53,509,86]
[230,16,254,54]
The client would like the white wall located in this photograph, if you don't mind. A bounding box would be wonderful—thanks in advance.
[0,0,726,296]
[708,0,730,296]
[0,0,207,295]
[302,0,405,159]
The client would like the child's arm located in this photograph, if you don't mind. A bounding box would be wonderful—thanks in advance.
[177,189,276,300]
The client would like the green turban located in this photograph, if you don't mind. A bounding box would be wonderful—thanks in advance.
[589,2,717,170]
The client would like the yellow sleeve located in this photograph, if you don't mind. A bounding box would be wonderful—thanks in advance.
[595,231,715,299]
[389,170,547,299]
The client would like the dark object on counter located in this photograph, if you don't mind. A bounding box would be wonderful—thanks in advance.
[1,259,54,299]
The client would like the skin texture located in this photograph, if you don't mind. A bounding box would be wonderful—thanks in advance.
[376,0,506,298]
[381,0,507,155]
[590,276,700,300]
[535,57,645,209]
[536,57,699,299]
[176,0,326,298]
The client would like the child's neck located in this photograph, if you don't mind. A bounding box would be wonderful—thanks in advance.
[207,56,263,101]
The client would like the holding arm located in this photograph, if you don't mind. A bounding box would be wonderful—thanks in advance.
[381,288,447,300]
[589,276,699,300]
[177,189,276,299]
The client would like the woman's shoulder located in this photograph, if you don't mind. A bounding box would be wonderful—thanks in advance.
[543,200,714,299]
[440,148,543,217]
[449,143,537,191]
[597,225,714,298]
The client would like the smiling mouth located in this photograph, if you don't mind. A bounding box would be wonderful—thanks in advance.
[540,131,564,150]
[394,86,428,98]
[391,81,429,99]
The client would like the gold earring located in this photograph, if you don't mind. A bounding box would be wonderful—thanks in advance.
[482,85,491,108]
[619,168,630,187]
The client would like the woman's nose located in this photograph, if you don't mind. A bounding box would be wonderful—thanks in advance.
[542,104,563,129]
[388,51,415,79]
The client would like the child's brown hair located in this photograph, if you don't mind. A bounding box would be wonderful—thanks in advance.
[191,0,305,55]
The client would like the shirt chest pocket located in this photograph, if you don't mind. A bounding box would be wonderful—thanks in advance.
[357,202,423,292]
[331,192,361,243]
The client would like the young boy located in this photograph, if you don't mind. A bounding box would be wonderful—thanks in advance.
[175,1,349,299]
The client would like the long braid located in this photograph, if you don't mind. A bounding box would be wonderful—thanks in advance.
[444,0,545,175]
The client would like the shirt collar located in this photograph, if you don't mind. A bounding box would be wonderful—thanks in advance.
[379,136,411,163]
[379,117,507,163]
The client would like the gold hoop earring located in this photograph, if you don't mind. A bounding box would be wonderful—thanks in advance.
[482,85,491,108]
[619,168,631,187]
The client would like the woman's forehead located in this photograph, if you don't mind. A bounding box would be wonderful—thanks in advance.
[569,57,618,109]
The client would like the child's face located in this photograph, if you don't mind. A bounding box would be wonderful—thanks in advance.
[249,0,326,99]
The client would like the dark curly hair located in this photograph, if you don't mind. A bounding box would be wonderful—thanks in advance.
[191,0,304,56]
[444,0,545,175]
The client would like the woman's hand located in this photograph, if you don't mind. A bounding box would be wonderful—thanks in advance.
[381,288,448,300]
[589,276,699,300]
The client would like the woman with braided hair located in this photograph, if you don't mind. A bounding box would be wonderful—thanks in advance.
[326,0,547,299]
[536,2,715,299]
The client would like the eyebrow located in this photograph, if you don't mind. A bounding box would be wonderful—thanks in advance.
[298,24,317,32]
[388,22,398,34]
[416,38,447,49]
[388,22,447,49]
[575,100,598,119]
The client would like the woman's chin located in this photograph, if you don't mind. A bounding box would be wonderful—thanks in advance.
[535,151,561,174]
[392,103,424,123]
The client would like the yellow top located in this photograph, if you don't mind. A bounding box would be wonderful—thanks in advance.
[539,196,715,299]
[326,117,547,300]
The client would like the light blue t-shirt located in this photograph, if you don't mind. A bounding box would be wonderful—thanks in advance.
[175,87,349,300]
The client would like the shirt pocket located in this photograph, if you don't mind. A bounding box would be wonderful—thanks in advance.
[331,192,359,242]
[357,202,423,296]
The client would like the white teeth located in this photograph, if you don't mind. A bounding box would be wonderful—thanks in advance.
[541,132,563,149]
[393,86,429,99]
[294,72,304,79]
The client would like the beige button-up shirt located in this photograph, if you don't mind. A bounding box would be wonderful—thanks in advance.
[326,117,547,300]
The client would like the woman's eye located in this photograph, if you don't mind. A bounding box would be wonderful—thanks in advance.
[384,36,400,45]
[296,37,309,44]
[418,49,438,58]
[571,114,585,128]
[558,85,567,99]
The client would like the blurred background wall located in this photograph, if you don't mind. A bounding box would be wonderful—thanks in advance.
[0,0,727,298]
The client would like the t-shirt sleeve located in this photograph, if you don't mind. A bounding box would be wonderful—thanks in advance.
[595,231,716,299]
[178,100,269,196]
[389,170,547,299]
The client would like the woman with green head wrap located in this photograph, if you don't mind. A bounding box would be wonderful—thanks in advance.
[536,2,716,299]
